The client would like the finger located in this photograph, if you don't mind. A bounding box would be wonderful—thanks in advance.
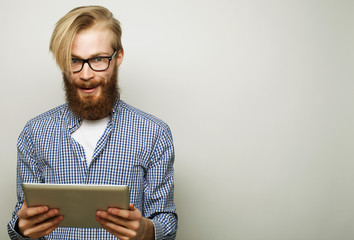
[30,208,61,225]
[107,207,141,221]
[97,217,136,239]
[129,203,135,211]
[97,211,126,226]
[41,223,62,238]
[23,215,63,238]
[18,207,61,235]
[18,205,49,219]
[98,224,128,240]
[97,210,141,232]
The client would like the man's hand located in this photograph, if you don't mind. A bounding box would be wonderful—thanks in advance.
[96,204,154,240]
[16,201,64,239]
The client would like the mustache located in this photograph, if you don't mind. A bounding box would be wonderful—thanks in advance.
[72,80,103,89]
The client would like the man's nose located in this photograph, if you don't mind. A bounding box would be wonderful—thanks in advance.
[79,62,94,80]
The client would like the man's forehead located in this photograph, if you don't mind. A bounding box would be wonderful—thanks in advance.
[71,25,114,58]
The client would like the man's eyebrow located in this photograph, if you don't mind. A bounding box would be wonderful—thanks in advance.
[71,52,112,59]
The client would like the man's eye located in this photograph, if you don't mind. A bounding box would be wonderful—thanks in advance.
[94,57,103,62]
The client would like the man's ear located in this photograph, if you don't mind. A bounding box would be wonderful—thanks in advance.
[116,50,124,67]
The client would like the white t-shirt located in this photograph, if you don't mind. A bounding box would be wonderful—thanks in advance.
[71,117,110,166]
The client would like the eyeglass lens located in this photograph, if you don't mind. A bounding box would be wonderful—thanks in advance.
[72,58,110,72]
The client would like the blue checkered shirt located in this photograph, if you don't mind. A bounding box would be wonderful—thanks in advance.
[8,100,177,240]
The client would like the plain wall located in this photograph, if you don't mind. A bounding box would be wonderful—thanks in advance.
[1,0,354,239]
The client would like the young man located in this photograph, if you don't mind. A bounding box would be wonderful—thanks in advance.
[7,6,177,240]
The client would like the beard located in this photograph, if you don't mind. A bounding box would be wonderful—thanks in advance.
[63,66,119,120]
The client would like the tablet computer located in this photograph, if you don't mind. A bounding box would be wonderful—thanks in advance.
[22,183,130,228]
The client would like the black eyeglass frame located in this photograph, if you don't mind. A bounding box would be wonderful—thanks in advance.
[71,50,117,73]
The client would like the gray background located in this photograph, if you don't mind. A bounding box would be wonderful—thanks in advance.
[1,0,354,239]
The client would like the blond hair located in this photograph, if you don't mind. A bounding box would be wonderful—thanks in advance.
[49,6,123,73]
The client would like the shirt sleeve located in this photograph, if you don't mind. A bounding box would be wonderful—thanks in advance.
[7,124,45,240]
[144,126,178,239]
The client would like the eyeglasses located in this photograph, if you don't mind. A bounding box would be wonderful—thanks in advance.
[71,50,117,73]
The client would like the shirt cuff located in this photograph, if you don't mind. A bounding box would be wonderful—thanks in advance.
[151,218,164,240]
[7,217,30,240]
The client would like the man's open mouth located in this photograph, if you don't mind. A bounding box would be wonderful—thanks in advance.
[80,86,98,94]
